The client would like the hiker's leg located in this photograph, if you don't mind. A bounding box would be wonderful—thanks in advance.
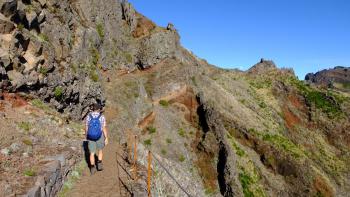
[95,137,105,171]
[90,152,95,166]
[88,140,97,166]
[96,136,105,161]
[98,149,103,161]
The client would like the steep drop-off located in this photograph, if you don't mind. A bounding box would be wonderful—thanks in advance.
[1,1,350,197]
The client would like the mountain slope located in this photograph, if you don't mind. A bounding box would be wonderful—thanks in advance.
[1,0,350,197]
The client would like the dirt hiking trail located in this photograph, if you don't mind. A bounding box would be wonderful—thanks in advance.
[66,140,132,197]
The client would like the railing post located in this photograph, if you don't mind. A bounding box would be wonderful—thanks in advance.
[133,135,138,180]
[127,130,132,162]
[147,150,152,197]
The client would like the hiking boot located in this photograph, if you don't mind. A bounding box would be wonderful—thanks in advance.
[97,161,103,171]
[90,165,96,175]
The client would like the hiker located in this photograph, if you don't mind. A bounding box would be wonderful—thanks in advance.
[85,103,108,174]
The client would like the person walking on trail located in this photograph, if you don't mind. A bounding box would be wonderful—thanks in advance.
[85,103,108,175]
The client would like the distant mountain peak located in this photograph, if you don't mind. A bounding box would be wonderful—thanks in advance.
[247,58,277,74]
[305,66,350,90]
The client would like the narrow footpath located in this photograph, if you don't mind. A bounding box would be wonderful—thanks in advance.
[66,141,132,197]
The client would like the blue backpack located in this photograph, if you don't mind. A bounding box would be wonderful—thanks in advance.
[87,114,102,141]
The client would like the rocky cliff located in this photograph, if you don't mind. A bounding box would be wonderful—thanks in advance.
[0,0,180,119]
[1,0,350,197]
[305,66,350,91]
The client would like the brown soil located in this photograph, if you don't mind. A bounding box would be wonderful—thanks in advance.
[138,111,155,130]
[2,93,28,108]
[192,130,218,193]
[169,87,199,126]
[282,106,301,129]
[313,175,335,197]
[132,13,156,38]
[288,94,303,109]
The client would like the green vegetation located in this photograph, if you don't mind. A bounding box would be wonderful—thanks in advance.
[204,188,216,196]
[262,133,304,158]
[48,5,59,14]
[166,138,172,144]
[89,70,99,82]
[54,86,64,100]
[307,91,340,116]
[24,169,36,177]
[24,5,34,13]
[147,126,156,134]
[342,82,350,89]
[144,139,152,146]
[327,91,350,104]
[239,99,247,105]
[288,77,342,117]
[161,149,167,155]
[178,128,185,137]
[238,169,266,197]
[179,154,185,162]
[144,72,156,96]
[247,129,305,159]
[30,99,49,111]
[90,47,100,66]
[38,66,49,75]
[227,134,245,157]
[96,23,105,40]
[71,63,78,73]
[259,101,267,108]
[122,81,139,99]
[125,81,136,87]
[17,23,24,31]
[22,138,33,146]
[124,52,133,63]
[191,76,198,86]
[239,172,254,197]
[249,79,272,89]
[18,121,32,132]
[38,33,49,42]
[232,142,245,157]
[312,141,346,177]
[159,100,169,107]
[316,191,325,197]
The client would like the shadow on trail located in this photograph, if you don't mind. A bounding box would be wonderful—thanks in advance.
[83,141,90,167]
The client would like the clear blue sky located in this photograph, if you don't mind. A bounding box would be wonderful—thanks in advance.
[129,0,350,79]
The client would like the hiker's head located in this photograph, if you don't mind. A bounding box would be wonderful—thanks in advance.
[91,103,102,112]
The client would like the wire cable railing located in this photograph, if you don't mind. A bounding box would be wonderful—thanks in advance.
[127,133,193,197]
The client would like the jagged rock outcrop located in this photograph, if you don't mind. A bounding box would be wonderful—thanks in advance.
[196,94,242,197]
[1,1,349,197]
[247,58,295,76]
[121,0,137,32]
[0,0,182,119]
[137,30,180,68]
[247,58,277,74]
[305,66,350,89]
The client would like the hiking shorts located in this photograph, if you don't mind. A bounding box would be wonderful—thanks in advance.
[88,135,105,154]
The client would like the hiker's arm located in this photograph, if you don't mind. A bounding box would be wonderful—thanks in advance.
[103,126,108,145]
[85,124,88,139]
[84,116,89,139]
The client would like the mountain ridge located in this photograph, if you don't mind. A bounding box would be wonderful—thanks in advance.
[1,0,350,197]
